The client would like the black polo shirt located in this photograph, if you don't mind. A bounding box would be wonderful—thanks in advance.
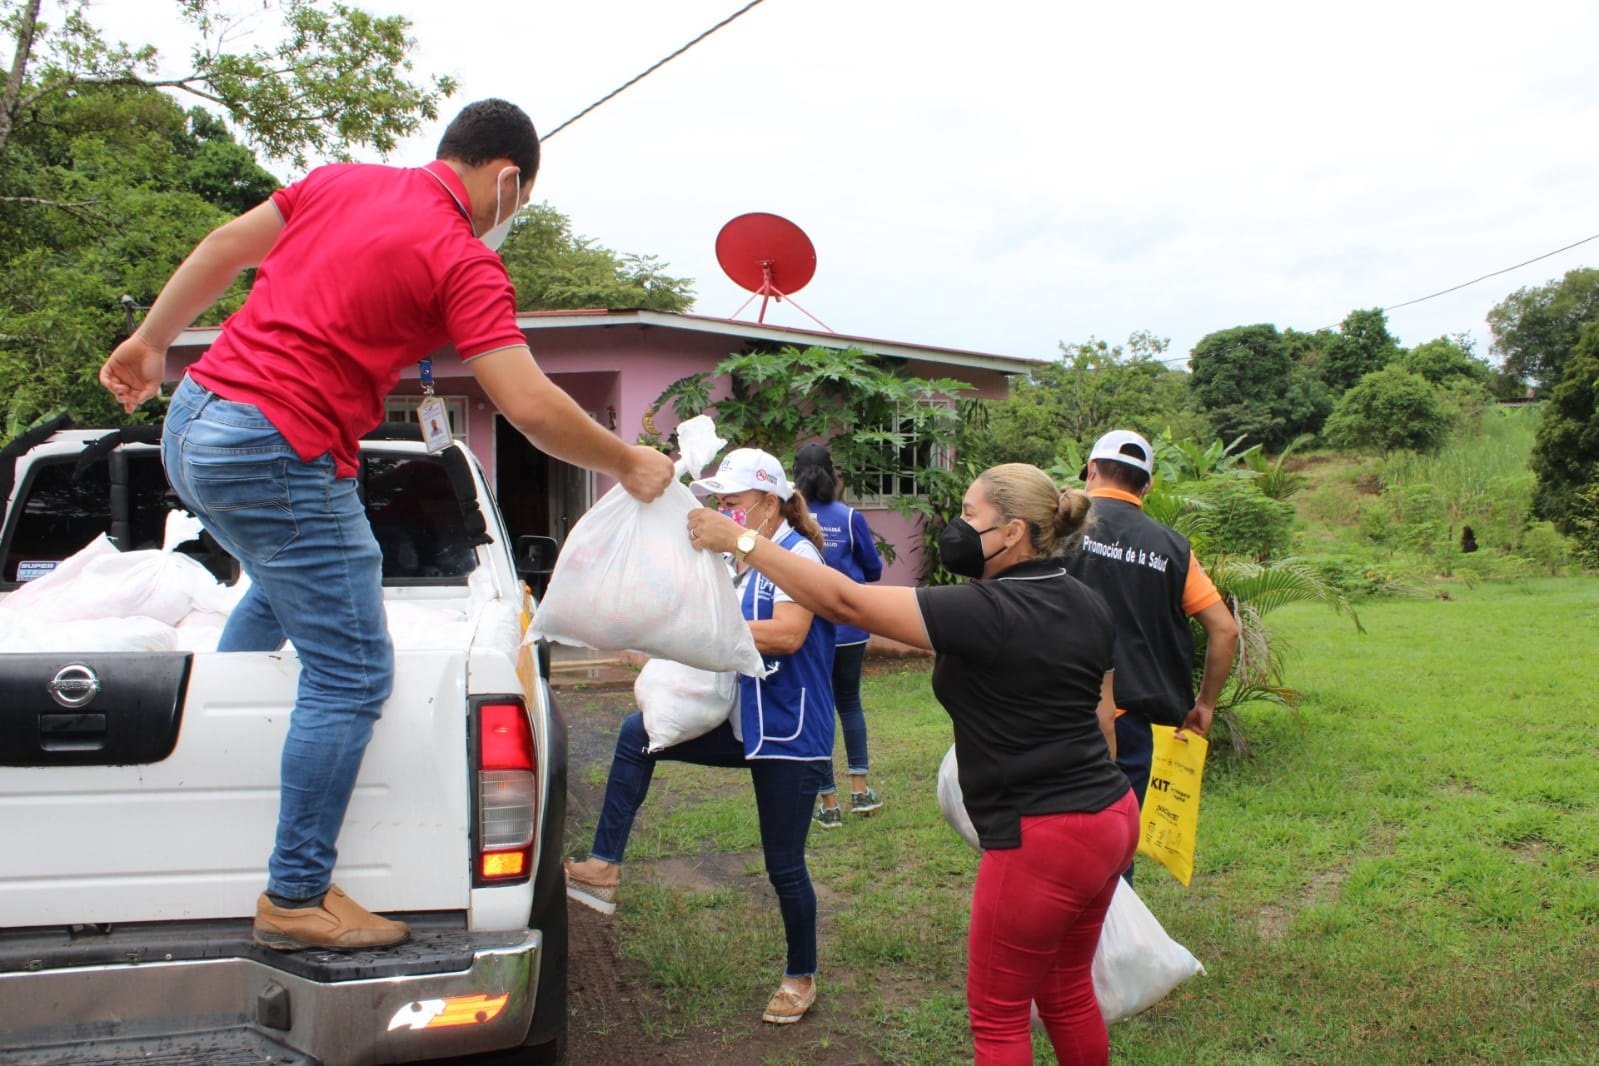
[916,558,1131,849]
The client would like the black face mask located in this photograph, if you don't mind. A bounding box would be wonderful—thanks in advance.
[937,517,1004,579]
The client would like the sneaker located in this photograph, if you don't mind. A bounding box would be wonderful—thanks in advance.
[253,885,409,951]
[813,804,843,829]
[565,859,619,915]
[850,788,883,815]
[762,979,816,1024]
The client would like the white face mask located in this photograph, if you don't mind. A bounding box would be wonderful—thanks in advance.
[480,166,520,251]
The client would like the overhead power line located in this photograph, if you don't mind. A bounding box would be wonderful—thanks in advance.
[1155,230,1599,365]
[541,0,770,142]
[1376,232,1599,314]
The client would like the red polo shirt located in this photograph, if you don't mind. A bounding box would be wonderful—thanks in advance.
[188,161,526,476]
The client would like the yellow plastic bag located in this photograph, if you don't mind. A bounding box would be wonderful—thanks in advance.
[1136,725,1209,886]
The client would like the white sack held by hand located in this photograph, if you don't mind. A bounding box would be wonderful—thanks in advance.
[937,743,981,850]
[528,415,765,676]
[938,744,1204,1023]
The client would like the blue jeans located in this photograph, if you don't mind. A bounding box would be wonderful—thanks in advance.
[1114,713,1154,885]
[818,642,870,796]
[163,376,394,900]
[590,712,827,977]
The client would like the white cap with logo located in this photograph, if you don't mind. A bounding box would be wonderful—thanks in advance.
[1085,429,1154,476]
[689,447,794,501]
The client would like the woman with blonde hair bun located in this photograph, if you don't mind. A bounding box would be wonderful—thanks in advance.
[689,462,1137,1066]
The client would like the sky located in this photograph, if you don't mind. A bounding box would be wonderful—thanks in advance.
[89,0,1599,367]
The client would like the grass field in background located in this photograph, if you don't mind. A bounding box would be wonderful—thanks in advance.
[576,576,1599,1064]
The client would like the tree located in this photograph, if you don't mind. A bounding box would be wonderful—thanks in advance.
[1320,307,1401,395]
[0,86,276,434]
[497,204,694,313]
[1528,322,1599,530]
[1397,334,1489,386]
[1187,324,1327,450]
[1,1,454,439]
[1323,366,1451,455]
[1487,267,1599,391]
[2,0,455,168]
[972,331,1208,472]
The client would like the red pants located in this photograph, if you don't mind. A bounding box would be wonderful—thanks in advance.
[967,791,1141,1065]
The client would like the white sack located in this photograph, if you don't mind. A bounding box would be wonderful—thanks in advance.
[937,743,981,851]
[0,607,177,652]
[5,534,235,626]
[529,417,763,676]
[635,658,737,752]
[1090,878,1206,1022]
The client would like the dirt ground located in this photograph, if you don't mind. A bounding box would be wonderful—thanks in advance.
[555,687,891,1066]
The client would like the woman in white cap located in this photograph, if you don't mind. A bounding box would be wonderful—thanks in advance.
[565,448,837,1025]
[688,462,1137,1066]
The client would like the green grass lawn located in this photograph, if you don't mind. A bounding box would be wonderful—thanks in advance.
[583,576,1599,1064]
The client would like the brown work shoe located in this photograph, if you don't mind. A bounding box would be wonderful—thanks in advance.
[253,884,409,951]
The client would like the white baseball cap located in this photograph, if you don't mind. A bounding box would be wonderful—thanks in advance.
[1084,429,1154,476]
[690,447,794,501]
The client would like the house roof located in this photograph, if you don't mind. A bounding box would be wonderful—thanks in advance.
[171,309,1042,376]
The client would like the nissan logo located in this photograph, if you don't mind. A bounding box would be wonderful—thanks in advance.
[48,664,101,709]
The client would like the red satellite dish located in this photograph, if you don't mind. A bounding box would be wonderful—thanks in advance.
[715,212,832,331]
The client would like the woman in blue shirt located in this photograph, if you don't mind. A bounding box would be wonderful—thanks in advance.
[793,443,885,827]
[565,448,836,1025]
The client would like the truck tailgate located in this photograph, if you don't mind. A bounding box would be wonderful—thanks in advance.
[0,650,472,928]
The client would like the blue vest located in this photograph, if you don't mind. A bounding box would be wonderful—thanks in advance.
[735,529,836,760]
[809,499,881,646]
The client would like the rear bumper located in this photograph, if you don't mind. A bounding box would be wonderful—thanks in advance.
[0,923,540,1065]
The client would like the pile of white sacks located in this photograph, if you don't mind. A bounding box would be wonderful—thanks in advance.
[0,511,471,654]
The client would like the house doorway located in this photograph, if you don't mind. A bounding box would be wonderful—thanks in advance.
[494,416,592,550]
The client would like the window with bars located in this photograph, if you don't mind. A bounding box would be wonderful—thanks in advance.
[847,402,953,505]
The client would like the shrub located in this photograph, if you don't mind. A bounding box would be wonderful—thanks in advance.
[1567,481,1599,570]
[1307,553,1416,598]
[1511,521,1573,575]
[1325,367,1452,454]
[1186,479,1296,561]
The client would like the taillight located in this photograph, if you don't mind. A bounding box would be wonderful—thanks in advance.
[475,699,536,884]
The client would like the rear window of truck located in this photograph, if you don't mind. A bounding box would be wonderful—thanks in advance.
[1,447,480,590]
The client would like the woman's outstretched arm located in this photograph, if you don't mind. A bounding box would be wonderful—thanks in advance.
[688,508,931,651]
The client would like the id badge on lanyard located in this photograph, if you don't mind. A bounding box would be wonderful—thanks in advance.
[417,358,451,453]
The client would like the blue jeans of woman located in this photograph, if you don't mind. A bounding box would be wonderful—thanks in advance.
[817,642,869,796]
[590,712,827,977]
[163,376,394,901]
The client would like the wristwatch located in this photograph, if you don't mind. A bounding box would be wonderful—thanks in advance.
[735,530,758,562]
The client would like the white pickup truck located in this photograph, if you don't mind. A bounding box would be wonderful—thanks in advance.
[0,421,570,1065]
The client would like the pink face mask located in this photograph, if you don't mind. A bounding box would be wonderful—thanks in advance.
[720,507,749,528]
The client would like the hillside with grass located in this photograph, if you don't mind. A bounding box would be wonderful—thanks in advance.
[1289,404,1576,595]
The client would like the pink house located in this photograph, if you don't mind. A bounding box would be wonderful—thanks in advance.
[169,309,1032,586]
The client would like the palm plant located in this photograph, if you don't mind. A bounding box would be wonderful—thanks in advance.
[1198,555,1361,754]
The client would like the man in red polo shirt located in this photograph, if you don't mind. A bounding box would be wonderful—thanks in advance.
[99,99,673,950]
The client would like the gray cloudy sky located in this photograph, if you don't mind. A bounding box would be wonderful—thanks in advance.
[97,0,1599,365]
